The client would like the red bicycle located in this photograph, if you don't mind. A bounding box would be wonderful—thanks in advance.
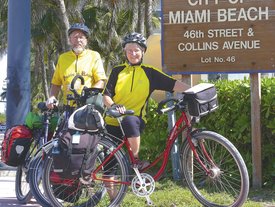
[42,83,249,207]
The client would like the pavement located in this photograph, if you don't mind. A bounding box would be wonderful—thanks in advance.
[0,134,41,206]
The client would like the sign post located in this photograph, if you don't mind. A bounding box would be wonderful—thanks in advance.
[250,73,262,188]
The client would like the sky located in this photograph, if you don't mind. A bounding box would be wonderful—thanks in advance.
[0,54,7,114]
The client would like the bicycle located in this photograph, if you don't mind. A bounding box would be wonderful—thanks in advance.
[15,101,58,204]
[27,106,68,206]
[28,74,105,206]
[42,83,250,207]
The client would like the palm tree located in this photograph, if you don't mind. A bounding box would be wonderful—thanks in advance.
[0,91,6,101]
[0,78,7,101]
[0,0,161,105]
[0,0,8,56]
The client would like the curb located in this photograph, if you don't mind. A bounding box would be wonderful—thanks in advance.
[0,162,16,177]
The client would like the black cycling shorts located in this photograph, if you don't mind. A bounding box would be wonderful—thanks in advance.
[121,115,145,138]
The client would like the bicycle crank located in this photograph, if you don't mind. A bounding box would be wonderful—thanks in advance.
[131,172,155,205]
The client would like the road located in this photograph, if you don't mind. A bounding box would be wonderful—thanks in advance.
[0,133,41,206]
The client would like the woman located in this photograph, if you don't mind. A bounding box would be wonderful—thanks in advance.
[103,32,190,169]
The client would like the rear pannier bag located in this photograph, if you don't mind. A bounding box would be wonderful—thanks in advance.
[184,83,218,117]
[52,130,100,179]
[1,125,33,166]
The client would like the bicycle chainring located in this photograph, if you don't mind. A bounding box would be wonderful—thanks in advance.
[131,173,155,197]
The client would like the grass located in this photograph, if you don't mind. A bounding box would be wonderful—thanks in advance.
[119,179,275,207]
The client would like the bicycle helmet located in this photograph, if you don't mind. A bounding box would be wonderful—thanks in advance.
[68,23,90,37]
[122,32,147,51]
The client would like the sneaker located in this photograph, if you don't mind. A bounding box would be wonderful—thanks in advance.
[135,159,150,170]
[79,175,93,185]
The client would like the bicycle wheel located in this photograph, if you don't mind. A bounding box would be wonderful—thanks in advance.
[180,130,249,207]
[28,140,54,207]
[42,136,129,207]
[15,162,32,204]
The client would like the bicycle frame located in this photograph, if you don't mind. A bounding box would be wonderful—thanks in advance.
[94,106,219,186]
[93,108,213,185]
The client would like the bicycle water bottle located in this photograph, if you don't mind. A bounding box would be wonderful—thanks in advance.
[52,140,60,154]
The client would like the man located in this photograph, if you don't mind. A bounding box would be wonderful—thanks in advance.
[46,23,107,108]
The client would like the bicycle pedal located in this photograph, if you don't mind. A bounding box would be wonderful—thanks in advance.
[145,196,155,206]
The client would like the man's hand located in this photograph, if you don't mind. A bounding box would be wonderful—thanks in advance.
[46,96,58,109]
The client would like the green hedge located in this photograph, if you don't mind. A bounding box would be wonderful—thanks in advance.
[141,78,275,188]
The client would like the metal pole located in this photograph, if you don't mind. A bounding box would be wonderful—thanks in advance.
[6,0,31,128]
[167,92,181,180]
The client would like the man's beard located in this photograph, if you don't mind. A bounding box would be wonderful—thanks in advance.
[72,46,85,55]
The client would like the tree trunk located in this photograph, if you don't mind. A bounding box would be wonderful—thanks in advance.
[137,1,145,35]
[131,0,139,32]
[145,0,153,37]
[38,44,49,99]
[54,0,70,51]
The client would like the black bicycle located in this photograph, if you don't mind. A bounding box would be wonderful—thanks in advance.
[15,102,58,204]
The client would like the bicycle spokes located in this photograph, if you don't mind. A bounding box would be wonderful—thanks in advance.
[182,131,249,207]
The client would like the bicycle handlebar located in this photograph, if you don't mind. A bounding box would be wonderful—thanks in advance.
[70,74,84,91]
[156,98,180,114]
[106,108,134,118]
[38,102,58,113]
[69,74,85,99]
[67,75,104,107]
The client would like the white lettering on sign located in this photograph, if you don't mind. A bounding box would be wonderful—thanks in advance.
[177,40,261,52]
[178,41,219,51]
[163,0,275,73]
[222,40,261,50]
[188,0,220,6]
[208,28,243,38]
[168,7,269,24]
[169,10,211,24]
[200,56,236,64]
[218,7,269,22]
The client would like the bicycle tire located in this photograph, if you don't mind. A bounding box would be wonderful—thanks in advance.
[180,130,249,207]
[42,135,129,207]
[15,163,32,204]
[28,140,54,207]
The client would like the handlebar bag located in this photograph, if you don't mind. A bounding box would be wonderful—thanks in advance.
[1,125,33,167]
[68,104,105,132]
[184,83,219,117]
[86,92,105,114]
[52,130,100,179]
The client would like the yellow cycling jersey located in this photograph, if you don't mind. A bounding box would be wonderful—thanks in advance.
[103,62,176,126]
[52,49,107,104]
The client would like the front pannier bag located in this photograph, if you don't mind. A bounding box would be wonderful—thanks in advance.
[184,83,218,117]
[1,125,33,166]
